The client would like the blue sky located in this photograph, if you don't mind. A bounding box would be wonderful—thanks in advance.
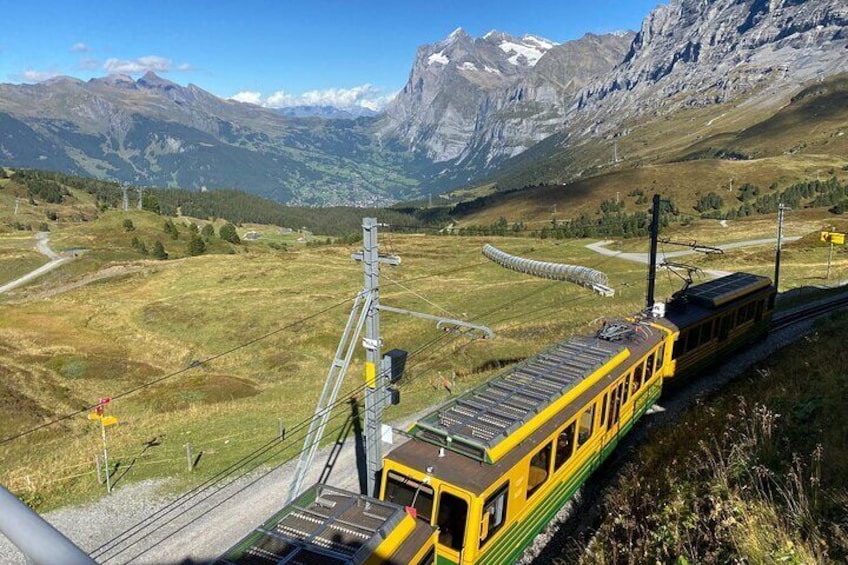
[0,0,662,109]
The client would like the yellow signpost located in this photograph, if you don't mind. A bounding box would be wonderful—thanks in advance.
[820,231,846,245]
[820,230,846,279]
[89,398,118,492]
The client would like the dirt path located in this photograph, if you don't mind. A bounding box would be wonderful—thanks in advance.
[0,232,78,294]
[586,237,802,278]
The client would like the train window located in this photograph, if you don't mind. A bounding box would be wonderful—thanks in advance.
[634,362,644,390]
[527,442,552,498]
[755,300,764,321]
[599,393,608,426]
[655,344,665,370]
[686,326,700,352]
[645,353,655,380]
[577,405,595,446]
[385,471,434,522]
[555,422,576,470]
[673,333,685,358]
[607,385,621,428]
[719,316,731,340]
[416,547,435,565]
[480,483,509,547]
[437,491,468,551]
[622,374,631,404]
[700,320,713,345]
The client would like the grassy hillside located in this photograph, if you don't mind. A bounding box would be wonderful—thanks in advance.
[449,74,848,231]
[487,74,848,195]
[572,311,848,564]
[1,197,846,511]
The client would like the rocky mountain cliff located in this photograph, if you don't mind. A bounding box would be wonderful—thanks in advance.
[575,0,848,135]
[378,29,634,169]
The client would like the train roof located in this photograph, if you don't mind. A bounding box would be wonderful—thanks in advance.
[678,272,772,308]
[215,484,428,565]
[407,322,663,464]
[389,321,666,493]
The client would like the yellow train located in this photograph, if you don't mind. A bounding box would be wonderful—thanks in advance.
[217,272,775,565]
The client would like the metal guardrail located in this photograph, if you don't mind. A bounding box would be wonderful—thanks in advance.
[0,485,96,564]
[483,244,614,295]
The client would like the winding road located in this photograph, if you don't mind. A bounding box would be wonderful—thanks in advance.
[586,237,801,278]
[0,232,77,294]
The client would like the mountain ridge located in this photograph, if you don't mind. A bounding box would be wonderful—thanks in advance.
[1,1,847,205]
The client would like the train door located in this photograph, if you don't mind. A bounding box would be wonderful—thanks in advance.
[435,487,471,564]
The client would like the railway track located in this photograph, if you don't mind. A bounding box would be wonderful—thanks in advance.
[771,289,848,332]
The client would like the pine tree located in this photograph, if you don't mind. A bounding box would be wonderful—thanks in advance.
[187,233,206,256]
[152,240,168,260]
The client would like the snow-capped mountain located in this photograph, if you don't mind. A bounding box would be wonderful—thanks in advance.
[377,28,634,168]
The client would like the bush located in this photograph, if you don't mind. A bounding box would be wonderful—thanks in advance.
[123,219,135,232]
[201,223,215,239]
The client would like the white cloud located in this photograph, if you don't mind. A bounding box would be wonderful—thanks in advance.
[231,84,395,111]
[102,56,193,75]
[20,69,61,82]
[70,42,90,53]
[230,91,263,105]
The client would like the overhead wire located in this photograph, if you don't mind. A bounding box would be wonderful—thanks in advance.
[0,295,356,446]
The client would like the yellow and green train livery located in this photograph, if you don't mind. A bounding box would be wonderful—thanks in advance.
[381,318,672,565]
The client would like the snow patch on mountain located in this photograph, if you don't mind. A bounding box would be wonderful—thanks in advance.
[497,37,556,66]
[428,51,450,65]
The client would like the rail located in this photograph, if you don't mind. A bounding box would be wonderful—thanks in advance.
[771,291,848,332]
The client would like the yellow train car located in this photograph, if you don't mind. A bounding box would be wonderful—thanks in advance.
[381,319,674,565]
[214,484,437,565]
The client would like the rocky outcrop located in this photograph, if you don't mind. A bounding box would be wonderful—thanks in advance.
[575,0,848,134]
[378,29,634,167]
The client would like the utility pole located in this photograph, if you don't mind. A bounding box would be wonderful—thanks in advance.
[774,203,788,292]
[360,218,402,497]
[827,239,834,279]
[613,139,619,164]
[121,184,129,212]
[729,178,734,193]
[136,186,144,210]
[646,194,661,314]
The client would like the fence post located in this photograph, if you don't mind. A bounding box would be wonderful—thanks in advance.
[279,418,286,441]
[95,454,103,485]
[185,443,193,472]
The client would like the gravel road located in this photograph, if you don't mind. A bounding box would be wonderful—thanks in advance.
[0,232,76,294]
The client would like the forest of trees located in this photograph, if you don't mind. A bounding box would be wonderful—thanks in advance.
[7,168,848,241]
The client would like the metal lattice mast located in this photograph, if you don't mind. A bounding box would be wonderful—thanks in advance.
[774,202,788,292]
[285,290,372,504]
